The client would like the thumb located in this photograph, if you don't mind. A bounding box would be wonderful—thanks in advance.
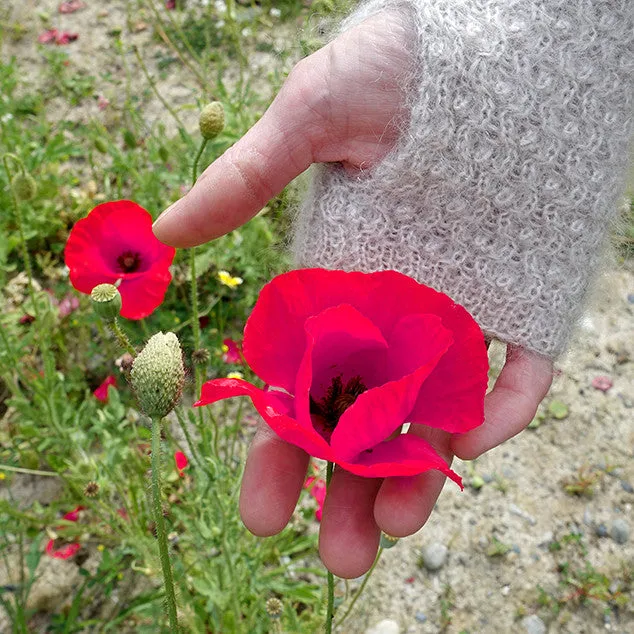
[152,61,322,248]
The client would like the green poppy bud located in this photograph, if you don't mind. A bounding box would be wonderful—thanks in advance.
[94,138,108,153]
[380,532,400,549]
[199,102,225,140]
[11,172,37,201]
[130,332,184,419]
[91,284,122,321]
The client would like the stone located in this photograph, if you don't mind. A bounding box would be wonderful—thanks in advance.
[421,542,448,571]
[521,614,547,634]
[365,619,400,634]
[611,519,630,544]
[415,612,427,623]
[595,523,609,538]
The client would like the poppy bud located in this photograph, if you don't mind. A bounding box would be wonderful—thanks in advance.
[91,284,122,321]
[199,102,225,140]
[380,532,400,549]
[130,332,184,419]
[94,138,108,153]
[11,172,37,201]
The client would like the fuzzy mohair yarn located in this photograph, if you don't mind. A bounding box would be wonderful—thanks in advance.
[293,0,633,357]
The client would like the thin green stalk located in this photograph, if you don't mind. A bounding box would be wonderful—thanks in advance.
[334,547,384,628]
[108,318,136,357]
[174,407,202,469]
[325,461,335,634]
[133,44,188,137]
[0,464,58,477]
[151,416,179,633]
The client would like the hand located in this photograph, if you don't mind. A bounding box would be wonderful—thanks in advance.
[153,12,554,578]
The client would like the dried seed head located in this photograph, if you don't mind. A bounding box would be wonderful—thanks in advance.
[199,102,225,140]
[12,172,37,201]
[91,284,122,321]
[130,332,184,418]
[84,481,100,498]
[266,597,283,619]
[192,348,210,365]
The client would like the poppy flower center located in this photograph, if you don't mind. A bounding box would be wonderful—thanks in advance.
[310,375,367,430]
[117,250,142,273]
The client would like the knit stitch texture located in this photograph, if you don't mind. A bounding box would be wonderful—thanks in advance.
[292,0,633,357]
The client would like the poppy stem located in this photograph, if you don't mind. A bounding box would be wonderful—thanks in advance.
[325,461,335,634]
[108,318,137,358]
[151,415,180,633]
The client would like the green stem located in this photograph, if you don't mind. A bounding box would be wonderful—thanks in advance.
[151,416,179,633]
[325,461,335,634]
[108,318,136,357]
[0,464,58,477]
[2,155,39,321]
[174,407,202,469]
[190,138,208,414]
[334,547,384,629]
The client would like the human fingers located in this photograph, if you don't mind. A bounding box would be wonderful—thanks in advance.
[239,423,310,536]
[374,426,451,537]
[318,467,382,578]
[451,344,553,460]
[152,55,327,248]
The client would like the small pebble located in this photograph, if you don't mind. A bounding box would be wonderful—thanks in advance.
[591,376,613,392]
[365,619,400,634]
[611,519,630,544]
[510,503,537,525]
[421,542,448,571]
[414,612,427,623]
[627,293,634,304]
[595,523,609,538]
[583,507,593,526]
[521,614,547,634]
[620,480,634,494]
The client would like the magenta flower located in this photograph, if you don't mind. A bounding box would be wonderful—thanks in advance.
[94,375,116,403]
[196,269,488,483]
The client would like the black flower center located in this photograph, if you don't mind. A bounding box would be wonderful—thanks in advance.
[117,250,141,273]
[310,375,367,430]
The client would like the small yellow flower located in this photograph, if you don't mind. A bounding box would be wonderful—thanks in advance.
[227,371,244,380]
[217,270,243,288]
[0,472,6,480]
[97,544,105,552]
[221,343,229,353]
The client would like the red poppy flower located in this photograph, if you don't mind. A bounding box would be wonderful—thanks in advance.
[174,451,189,477]
[304,475,326,521]
[45,505,84,560]
[94,375,116,403]
[222,338,242,364]
[65,201,175,319]
[196,269,488,482]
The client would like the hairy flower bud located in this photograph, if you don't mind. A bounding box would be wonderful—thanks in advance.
[11,172,37,201]
[91,284,122,321]
[379,532,400,549]
[199,102,225,140]
[131,332,184,419]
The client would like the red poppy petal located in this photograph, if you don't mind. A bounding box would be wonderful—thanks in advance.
[408,307,488,433]
[338,434,461,484]
[118,269,173,319]
[331,317,453,461]
[174,451,188,471]
[94,375,116,403]
[46,539,81,559]
[243,269,476,391]
[196,379,332,459]
[293,304,388,441]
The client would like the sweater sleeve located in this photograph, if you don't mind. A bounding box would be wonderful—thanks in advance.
[292,0,633,357]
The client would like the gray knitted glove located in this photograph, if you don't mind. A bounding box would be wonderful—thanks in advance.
[293,0,633,357]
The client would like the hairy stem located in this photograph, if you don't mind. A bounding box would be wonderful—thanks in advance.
[151,416,179,632]
[325,461,335,634]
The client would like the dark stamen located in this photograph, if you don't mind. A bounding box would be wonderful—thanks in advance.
[310,374,367,430]
[117,250,141,273]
